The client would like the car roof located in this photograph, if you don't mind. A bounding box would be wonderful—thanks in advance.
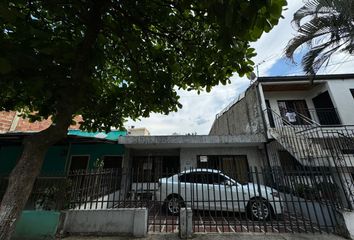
[180,168,222,174]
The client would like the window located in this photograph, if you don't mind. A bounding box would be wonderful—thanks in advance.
[132,155,180,182]
[277,100,311,125]
[69,156,89,172]
[179,173,205,184]
[350,89,354,99]
[179,172,227,185]
[205,173,227,184]
[197,155,249,183]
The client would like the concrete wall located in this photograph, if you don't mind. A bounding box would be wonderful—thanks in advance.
[209,84,266,138]
[180,146,266,170]
[61,208,147,237]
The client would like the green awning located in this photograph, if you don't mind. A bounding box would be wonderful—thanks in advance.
[67,130,126,141]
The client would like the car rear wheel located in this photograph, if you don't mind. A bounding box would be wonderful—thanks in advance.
[247,198,272,221]
[164,195,185,216]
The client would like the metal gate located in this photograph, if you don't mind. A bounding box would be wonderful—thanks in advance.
[64,167,350,234]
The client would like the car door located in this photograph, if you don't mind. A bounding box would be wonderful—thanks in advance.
[179,172,211,210]
[205,172,228,211]
[222,175,250,212]
[193,172,215,211]
[215,173,247,213]
[178,173,192,207]
[226,181,247,212]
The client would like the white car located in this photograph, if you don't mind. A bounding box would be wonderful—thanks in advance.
[156,169,283,220]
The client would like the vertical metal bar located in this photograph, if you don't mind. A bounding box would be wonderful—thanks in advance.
[200,169,205,233]
[246,168,255,232]
[217,171,224,232]
[296,164,315,233]
[222,174,229,232]
[260,168,273,232]
[288,169,301,233]
[242,169,249,232]
[211,170,218,232]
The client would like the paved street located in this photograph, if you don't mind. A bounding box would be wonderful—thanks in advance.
[146,204,327,233]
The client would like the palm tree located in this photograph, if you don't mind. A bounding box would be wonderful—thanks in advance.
[285,0,354,75]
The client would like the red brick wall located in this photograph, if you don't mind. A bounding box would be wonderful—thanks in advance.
[15,118,52,132]
[0,112,82,132]
[0,111,16,132]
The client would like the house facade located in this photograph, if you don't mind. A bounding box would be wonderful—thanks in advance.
[210,73,354,208]
[118,135,267,184]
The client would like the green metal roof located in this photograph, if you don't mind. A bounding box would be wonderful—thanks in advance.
[67,130,126,141]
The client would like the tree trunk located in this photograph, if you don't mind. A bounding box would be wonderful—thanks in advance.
[0,2,108,239]
[0,110,73,240]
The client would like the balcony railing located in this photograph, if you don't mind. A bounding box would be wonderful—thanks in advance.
[307,108,341,126]
[266,108,341,127]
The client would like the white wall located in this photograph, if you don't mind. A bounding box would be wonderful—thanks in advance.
[62,209,148,237]
[261,79,354,126]
[179,146,266,170]
[327,79,354,125]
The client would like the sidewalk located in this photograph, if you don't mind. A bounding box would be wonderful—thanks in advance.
[63,232,347,240]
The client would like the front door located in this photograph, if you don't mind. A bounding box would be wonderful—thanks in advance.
[312,91,341,125]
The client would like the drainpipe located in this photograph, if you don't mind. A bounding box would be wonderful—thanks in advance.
[9,111,20,132]
[255,82,268,140]
[255,82,274,187]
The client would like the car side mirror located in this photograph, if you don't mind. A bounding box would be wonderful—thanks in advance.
[225,180,233,186]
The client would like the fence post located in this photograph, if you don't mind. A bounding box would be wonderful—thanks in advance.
[179,207,193,239]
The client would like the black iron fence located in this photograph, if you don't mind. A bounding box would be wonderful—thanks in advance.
[265,108,354,209]
[1,166,350,234]
[0,175,71,211]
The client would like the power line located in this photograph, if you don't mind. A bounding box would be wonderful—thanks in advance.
[283,58,354,76]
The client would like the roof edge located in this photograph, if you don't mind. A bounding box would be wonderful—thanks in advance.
[258,73,354,82]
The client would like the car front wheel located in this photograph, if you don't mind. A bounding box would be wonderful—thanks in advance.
[247,198,272,221]
[164,195,185,216]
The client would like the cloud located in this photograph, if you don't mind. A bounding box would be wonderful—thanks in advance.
[196,116,208,125]
[126,77,250,135]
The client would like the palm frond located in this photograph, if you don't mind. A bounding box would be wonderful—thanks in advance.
[285,0,354,75]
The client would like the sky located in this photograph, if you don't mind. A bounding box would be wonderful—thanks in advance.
[125,1,354,135]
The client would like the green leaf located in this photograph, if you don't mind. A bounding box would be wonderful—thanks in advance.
[0,58,12,74]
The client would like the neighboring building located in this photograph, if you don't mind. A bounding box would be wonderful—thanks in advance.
[128,127,151,136]
[0,111,83,133]
[0,132,125,176]
[0,111,126,176]
[210,73,354,208]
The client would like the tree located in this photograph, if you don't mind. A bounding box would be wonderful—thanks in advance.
[285,0,354,75]
[0,0,286,238]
